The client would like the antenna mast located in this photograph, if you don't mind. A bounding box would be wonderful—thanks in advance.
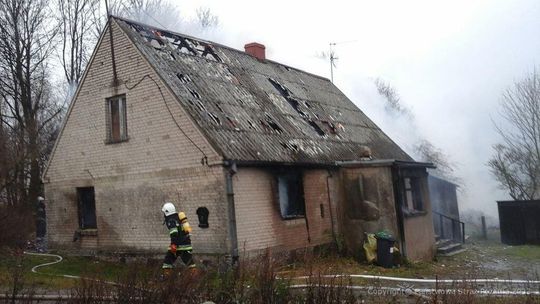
[329,43,337,83]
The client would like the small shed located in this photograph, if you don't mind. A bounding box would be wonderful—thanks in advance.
[497,200,540,245]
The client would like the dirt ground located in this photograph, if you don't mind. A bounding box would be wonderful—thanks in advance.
[280,237,540,283]
[440,239,540,280]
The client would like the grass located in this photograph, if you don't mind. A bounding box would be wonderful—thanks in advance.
[0,242,540,303]
[0,250,139,290]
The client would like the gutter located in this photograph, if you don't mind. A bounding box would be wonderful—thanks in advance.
[224,160,239,265]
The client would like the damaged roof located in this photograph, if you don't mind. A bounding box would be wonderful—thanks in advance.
[114,17,412,165]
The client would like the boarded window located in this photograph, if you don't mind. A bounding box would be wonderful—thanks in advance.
[77,187,97,229]
[403,177,424,212]
[107,95,128,143]
[277,172,305,219]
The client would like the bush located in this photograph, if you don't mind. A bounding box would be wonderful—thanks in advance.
[0,205,33,249]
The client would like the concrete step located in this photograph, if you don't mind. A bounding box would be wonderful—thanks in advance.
[435,238,452,248]
[437,248,467,257]
[437,242,462,255]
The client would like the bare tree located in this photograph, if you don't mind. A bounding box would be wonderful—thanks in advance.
[415,139,462,187]
[57,0,99,92]
[0,0,60,206]
[488,70,540,200]
[196,7,219,29]
[374,78,412,117]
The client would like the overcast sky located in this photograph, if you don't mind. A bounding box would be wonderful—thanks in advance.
[173,0,540,217]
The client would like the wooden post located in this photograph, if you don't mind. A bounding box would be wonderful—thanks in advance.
[481,216,487,240]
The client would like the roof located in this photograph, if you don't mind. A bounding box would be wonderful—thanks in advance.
[114,17,413,165]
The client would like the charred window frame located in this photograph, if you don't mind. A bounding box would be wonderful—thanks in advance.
[106,95,128,143]
[76,187,97,230]
[399,169,427,216]
[276,171,306,219]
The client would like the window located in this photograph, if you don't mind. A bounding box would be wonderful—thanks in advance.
[196,207,209,228]
[77,187,97,229]
[403,177,424,212]
[277,172,305,219]
[106,95,128,143]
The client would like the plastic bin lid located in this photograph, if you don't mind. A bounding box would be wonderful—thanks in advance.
[375,231,395,241]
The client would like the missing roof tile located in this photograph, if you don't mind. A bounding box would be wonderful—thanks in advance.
[206,111,221,125]
[308,120,325,136]
[281,142,300,152]
[177,73,192,83]
[265,114,283,133]
[215,104,224,112]
[225,116,237,128]
[287,98,307,117]
[268,78,290,97]
[321,121,338,134]
[188,89,201,99]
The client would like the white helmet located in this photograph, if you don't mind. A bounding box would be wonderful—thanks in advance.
[162,202,176,216]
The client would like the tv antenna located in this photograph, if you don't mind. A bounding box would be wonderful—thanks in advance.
[329,43,338,83]
[327,40,358,83]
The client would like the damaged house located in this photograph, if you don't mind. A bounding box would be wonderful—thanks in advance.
[43,17,436,261]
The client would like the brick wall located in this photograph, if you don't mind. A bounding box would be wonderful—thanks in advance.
[338,165,435,262]
[403,177,436,261]
[338,166,400,258]
[233,168,337,253]
[43,20,228,254]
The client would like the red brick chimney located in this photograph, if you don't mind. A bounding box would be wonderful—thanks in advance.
[244,42,266,60]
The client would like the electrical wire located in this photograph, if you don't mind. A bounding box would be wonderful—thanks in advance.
[124,74,208,165]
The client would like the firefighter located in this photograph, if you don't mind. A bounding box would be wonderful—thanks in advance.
[161,202,195,276]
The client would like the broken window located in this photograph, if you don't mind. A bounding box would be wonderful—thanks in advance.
[276,171,305,219]
[77,187,97,229]
[403,177,424,212]
[106,95,128,143]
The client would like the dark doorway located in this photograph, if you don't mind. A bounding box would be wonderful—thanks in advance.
[77,187,97,229]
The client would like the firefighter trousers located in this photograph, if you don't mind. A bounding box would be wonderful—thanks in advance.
[162,249,194,268]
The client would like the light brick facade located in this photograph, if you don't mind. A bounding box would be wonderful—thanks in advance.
[233,168,338,253]
[44,21,227,254]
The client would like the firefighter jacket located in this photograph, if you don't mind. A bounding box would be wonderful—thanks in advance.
[165,213,192,251]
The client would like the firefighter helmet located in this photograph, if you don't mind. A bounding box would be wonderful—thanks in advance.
[162,202,176,216]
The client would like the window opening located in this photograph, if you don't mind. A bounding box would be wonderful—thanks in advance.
[107,95,128,143]
[276,171,305,219]
[196,207,209,228]
[403,177,424,212]
[77,187,97,229]
[320,204,325,218]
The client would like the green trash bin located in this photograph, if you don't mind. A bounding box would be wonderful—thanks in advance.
[375,231,395,268]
